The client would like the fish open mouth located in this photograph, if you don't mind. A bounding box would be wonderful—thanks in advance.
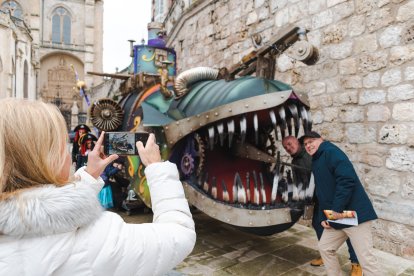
[166,91,314,232]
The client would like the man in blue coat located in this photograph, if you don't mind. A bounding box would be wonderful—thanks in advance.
[302,131,380,276]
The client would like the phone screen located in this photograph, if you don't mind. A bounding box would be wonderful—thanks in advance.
[104,132,149,155]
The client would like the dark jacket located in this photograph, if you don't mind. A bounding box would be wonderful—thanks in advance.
[312,141,377,229]
[292,147,312,187]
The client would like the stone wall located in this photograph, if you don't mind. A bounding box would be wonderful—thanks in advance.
[163,0,414,259]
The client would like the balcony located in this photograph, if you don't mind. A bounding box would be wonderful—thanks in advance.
[41,40,85,52]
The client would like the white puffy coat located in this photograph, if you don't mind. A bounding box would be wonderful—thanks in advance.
[0,162,196,276]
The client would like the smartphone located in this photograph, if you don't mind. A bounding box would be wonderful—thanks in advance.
[104,132,149,156]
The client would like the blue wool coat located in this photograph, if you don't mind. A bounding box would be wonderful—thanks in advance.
[312,141,377,229]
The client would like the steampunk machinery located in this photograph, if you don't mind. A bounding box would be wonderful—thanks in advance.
[88,24,319,235]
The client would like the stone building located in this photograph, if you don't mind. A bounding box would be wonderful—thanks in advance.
[0,2,36,99]
[156,0,414,259]
[0,0,103,129]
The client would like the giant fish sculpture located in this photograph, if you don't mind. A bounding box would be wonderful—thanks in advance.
[88,24,319,235]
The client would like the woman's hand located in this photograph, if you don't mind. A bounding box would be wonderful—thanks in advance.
[136,133,161,167]
[85,131,119,178]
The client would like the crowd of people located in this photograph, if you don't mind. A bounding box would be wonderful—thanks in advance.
[0,98,381,276]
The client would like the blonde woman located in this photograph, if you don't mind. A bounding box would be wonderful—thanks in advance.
[0,98,196,276]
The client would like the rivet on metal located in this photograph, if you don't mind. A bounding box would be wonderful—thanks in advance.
[214,112,218,116]
[227,219,230,222]
[176,122,180,125]
[245,104,249,108]
[228,108,232,112]
[206,115,209,119]
[263,100,267,104]
[201,196,205,200]
[249,211,253,214]
[187,118,190,121]
[199,123,203,126]
[165,126,169,130]
[267,220,271,225]
[249,222,253,226]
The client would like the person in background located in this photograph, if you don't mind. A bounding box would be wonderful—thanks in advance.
[71,124,91,167]
[282,136,361,275]
[110,159,130,211]
[76,133,97,170]
[98,161,122,209]
[0,98,196,276]
[302,131,380,276]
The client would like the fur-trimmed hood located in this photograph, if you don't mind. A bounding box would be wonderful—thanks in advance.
[0,168,104,237]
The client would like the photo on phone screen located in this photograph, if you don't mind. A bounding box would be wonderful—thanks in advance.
[105,132,137,155]
[104,132,150,156]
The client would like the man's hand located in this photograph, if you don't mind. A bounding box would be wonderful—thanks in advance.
[85,131,119,178]
[136,133,161,167]
[321,221,331,229]
[331,211,345,220]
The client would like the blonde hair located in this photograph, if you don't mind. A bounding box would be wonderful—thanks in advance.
[0,98,70,195]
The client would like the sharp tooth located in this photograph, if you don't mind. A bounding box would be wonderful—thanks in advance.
[307,109,313,131]
[288,104,300,137]
[292,184,299,201]
[211,176,217,199]
[208,126,215,150]
[252,171,260,205]
[285,106,293,136]
[246,172,251,203]
[287,170,293,202]
[271,152,281,204]
[227,120,235,147]
[240,116,247,144]
[298,183,304,200]
[253,113,259,145]
[232,175,238,203]
[278,107,287,138]
[259,172,266,204]
[299,105,309,133]
[221,179,230,202]
[269,110,279,140]
[203,173,209,193]
[235,173,247,204]
[305,173,315,203]
[217,123,224,146]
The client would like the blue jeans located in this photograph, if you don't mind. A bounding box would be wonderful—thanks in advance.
[312,210,359,264]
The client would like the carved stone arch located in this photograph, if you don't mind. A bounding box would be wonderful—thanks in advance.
[40,51,83,65]
[39,53,85,112]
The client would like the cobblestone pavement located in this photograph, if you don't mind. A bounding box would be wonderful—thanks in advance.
[118,209,414,276]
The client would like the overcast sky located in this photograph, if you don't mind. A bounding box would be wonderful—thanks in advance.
[103,0,152,73]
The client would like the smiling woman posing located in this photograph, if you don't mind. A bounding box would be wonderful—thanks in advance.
[0,98,196,276]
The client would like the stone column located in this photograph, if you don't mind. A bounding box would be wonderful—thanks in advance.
[71,100,79,130]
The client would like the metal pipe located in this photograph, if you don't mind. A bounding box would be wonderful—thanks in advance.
[173,67,219,99]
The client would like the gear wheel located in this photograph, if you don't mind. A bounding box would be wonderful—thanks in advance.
[181,153,195,176]
[90,98,124,131]
[178,134,205,178]
[259,127,277,171]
